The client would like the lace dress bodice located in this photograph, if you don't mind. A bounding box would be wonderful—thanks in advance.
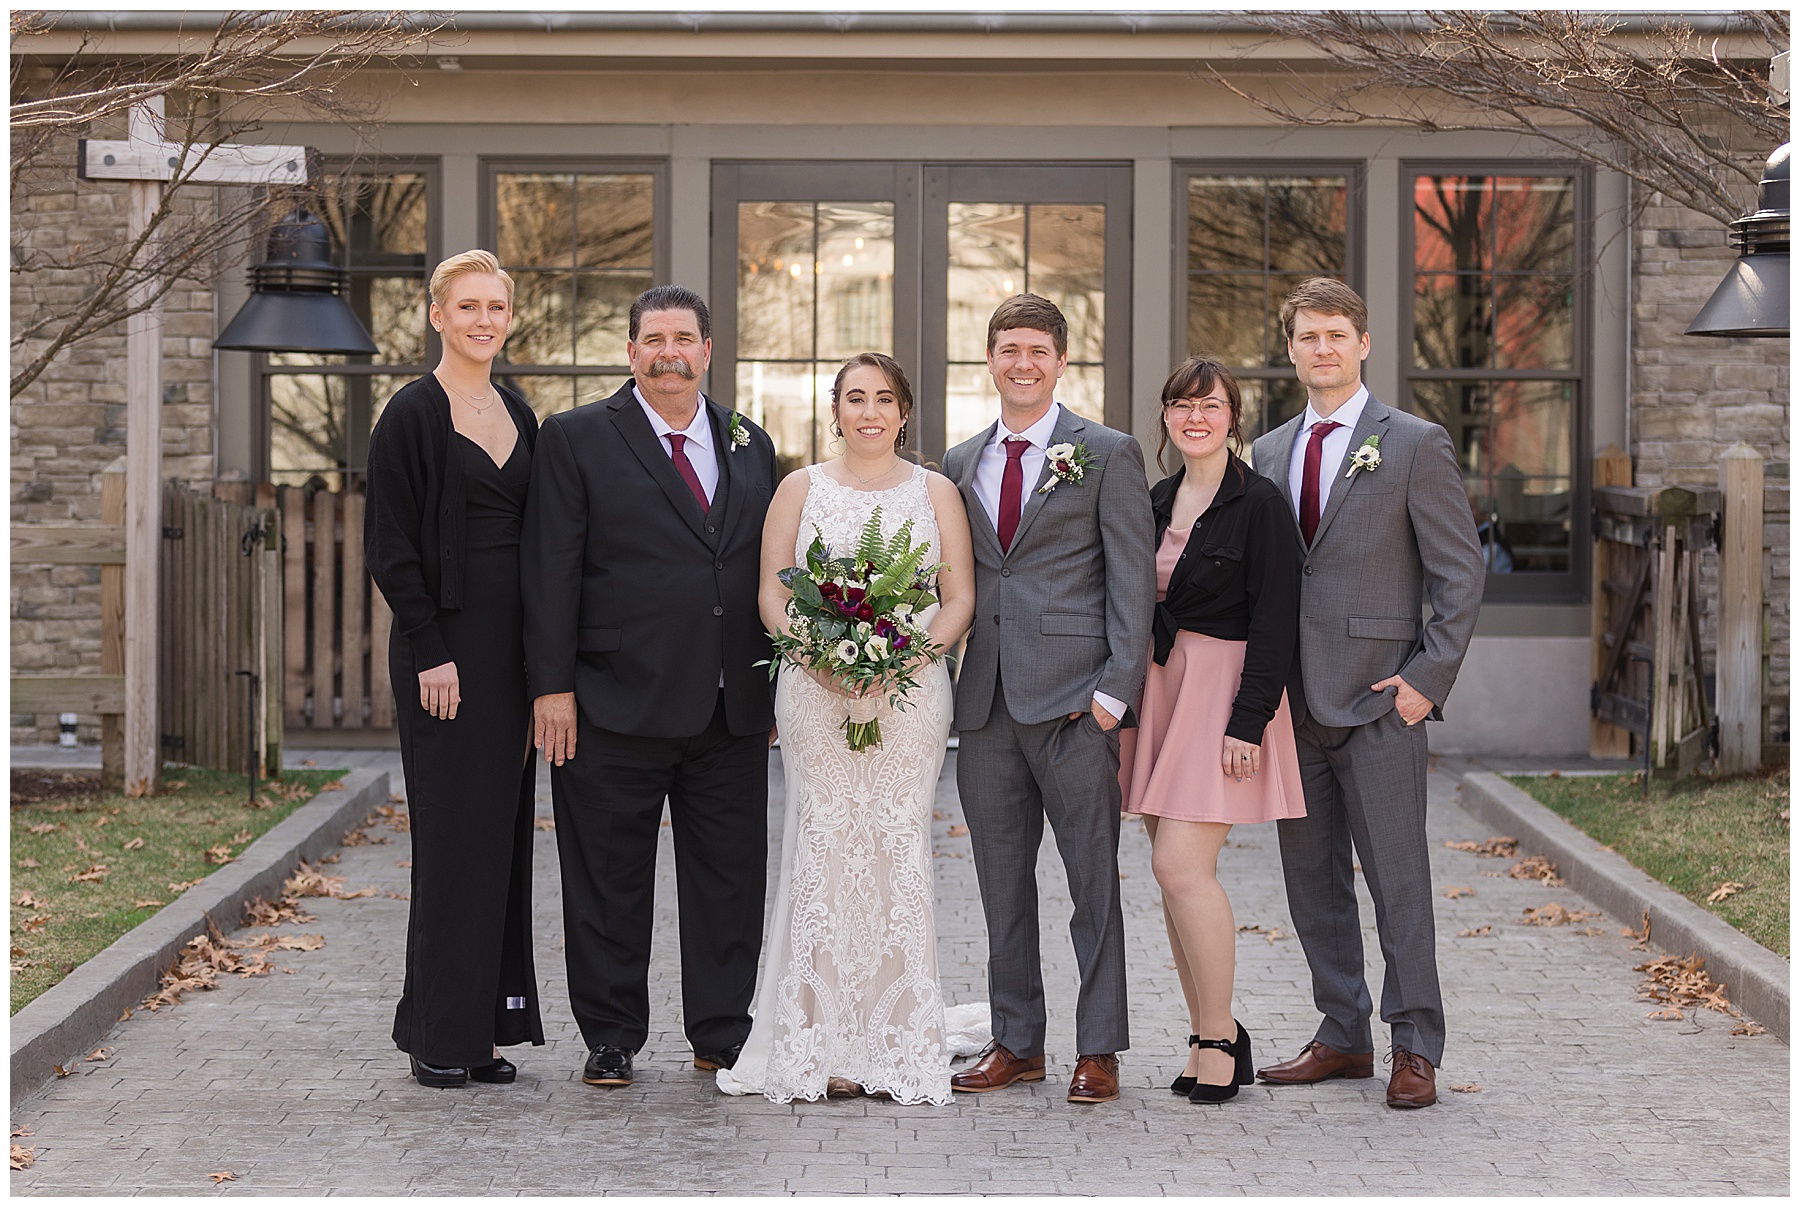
[794,463,941,622]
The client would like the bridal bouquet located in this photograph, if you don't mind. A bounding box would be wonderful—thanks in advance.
[768,507,943,752]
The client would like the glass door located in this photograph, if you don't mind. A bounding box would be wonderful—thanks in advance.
[713,163,1129,468]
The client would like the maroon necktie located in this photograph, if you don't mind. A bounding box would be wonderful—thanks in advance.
[665,433,710,511]
[997,436,1030,553]
[1299,420,1343,546]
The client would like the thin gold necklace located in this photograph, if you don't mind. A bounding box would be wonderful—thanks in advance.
[440,374,497,415]
[845,457,902,486]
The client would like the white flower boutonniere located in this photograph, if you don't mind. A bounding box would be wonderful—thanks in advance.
[727,410,750,451]
[1344,434,1382,480]
[1038,441,1094,494]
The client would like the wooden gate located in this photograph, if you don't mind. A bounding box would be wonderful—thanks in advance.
[1590,484,1720,773]
[278,483,394,735]
[158,482,283,776]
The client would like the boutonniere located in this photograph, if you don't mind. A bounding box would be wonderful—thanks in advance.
[726,410,750,452]
[1038,442,1093,494]
[1344,434,1381,480]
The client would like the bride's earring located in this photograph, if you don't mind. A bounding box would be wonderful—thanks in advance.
[895,419,909,448]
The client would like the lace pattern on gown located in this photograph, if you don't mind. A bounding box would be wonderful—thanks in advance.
[719,464,959,1105]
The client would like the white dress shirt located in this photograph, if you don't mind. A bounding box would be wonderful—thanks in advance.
[971,402,1127,723]
[1286,384,1370,520]
[635,385,718,506]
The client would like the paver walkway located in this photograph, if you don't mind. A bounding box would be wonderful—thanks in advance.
[11,748,1788,1195]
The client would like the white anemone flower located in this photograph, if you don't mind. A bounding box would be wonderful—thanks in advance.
[835,639,861,664]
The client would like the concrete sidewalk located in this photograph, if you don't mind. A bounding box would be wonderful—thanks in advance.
[9,749,1788,1194]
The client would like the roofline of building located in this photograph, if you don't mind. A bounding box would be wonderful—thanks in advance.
[32,9,1768,37]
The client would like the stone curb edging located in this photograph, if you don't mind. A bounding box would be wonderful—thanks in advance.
[1459,771,1789,1042]
[9,767,391,1107]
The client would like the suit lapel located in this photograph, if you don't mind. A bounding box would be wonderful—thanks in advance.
[1005,408,1083,556]
[956,423,1004,560]
[610,392,711,545]
[1266,413,1303,516]
[1309,397,1390,549]
[705,398,737,544]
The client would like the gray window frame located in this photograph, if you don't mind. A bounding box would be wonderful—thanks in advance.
[258,155,442,485]
[1399,159,1592,603]
[478,157,670,408]
[1172,159,1366,441]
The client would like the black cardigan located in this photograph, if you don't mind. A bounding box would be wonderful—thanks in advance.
[364,374,539,674]
[1150,454,1303,745]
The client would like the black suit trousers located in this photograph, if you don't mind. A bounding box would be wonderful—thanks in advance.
[550,691,768,1056]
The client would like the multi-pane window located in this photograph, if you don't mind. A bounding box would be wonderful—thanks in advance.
[944,203,1106,449]
[737,201,895,477]
[1184,171,1353,441]
[266,167,432,488]
[488,168,659,418]
[1407,171,1581,582]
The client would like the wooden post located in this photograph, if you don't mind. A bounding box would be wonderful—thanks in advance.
[99,459,127,789]
[281,487,308,726]
[123,98,164,797]
[1590,445,1633,757]
[1718,443,1766,774]
[311,489,337,726]
[1650,525,1678,768]
[340,490,366,728]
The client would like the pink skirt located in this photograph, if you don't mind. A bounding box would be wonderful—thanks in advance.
[1119,631,1306,825]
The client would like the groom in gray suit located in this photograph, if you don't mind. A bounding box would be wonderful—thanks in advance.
[944,295,1155,1105]
[1250,278,1483,1109]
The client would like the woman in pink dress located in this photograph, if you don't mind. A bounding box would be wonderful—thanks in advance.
[1119,357,1304,1104]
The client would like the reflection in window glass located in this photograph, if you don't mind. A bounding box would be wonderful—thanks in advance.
[736,201,895,477]
[1185,174,1348,440]
[944,202,1105,450]
[1409,170,1580,579]
[494,171,656,415]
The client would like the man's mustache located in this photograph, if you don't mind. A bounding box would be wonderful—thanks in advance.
[645,356,697,379]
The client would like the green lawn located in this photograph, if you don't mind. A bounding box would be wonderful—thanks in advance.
[1507,768,1790,957]
[9,765,346,1014]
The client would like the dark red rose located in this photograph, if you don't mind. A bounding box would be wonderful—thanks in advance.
[855,603,875,621]
[820,581,842,599]
[843,585,865,606]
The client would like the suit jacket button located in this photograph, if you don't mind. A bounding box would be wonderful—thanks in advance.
[1000,567,1011,577]
[993,614,1001,625]
[715,561,725,570]
[1303,564,1314,575]
[713,605,724,616]
[707,524,717,533]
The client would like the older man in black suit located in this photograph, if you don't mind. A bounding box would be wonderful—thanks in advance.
[523,285,779,1089]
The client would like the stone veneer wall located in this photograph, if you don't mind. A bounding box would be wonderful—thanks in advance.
[1631,187,1790,749]
[11,134,220,745]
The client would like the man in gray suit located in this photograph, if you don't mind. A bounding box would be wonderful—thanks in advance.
[1249,278,1484,1109]
[944,295,1155,1105]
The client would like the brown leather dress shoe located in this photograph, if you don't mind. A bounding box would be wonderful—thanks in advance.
[950,1042,1046,1093]
[1256,1040,1375,1084]
[1385,1048,1437,1108]
[1066,1053,1121,1104]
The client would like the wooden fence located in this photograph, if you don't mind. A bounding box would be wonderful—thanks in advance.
[159,482,283,777]
[279,483,394,734]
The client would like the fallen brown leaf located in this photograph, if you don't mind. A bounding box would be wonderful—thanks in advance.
[203,844,235,865]
[229,829,253,845]
[141,923,276,1011]
[208,1171,236,1184]
[1520,902,1599,927]
[1456,925,1493,938]
[17,858,40,868]
[1636,953,1741,1018]
[84,1047,110,1062]
[27,822,60,835]
[1621,909,1652,949]
[20,915,49,934]
[533,817,555,831]
[121,836,146,851]
[1731,1021,1768,1036]
[10,1143,36,1170]
[373,803,410,833]
[68,863,109,884]
[385,890,411,900]
[15,891,48,909]
[389,792,406,804]
[338,885,378,899]
[242,896,314,927]
[1706,881,1745,904]
[51,1064,74,1078]
[1444,835,1517,858]
[168,877,204,894]
[947,824,970,838]
[1448,1083,1482,1093]
[1443,886,1475,899]
[1646,1007,1685,1021]
[394,859,412,868]
[131,898,165,910]
[1508,855,1564,886]
[118,1006,132,1022]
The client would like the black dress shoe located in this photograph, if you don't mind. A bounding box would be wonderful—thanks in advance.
[1170,1034,1202,1095]
[692,1040,745,1071]
[583,1045,633,1086]
[470,1056,517,1084]
[410,1055,468,1088]
[1187,1022,1254,1104]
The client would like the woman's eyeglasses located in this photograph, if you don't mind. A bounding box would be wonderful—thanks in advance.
[1164,399,1231,421]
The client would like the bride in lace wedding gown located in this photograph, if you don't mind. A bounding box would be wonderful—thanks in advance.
[718,355,981,1105]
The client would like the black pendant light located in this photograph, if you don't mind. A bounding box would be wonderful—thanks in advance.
[1686,142,1790,339]
[214,207,379,354]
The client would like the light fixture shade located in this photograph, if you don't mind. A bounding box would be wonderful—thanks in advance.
[1687,142,1790,338]
[214,207,379,354]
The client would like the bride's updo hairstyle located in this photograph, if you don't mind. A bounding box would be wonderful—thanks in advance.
[829,352,916,449]
[1156,355,1243,473]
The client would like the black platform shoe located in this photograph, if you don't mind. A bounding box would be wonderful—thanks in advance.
[410,1055,469,1088]
[1169,1035,1203,1095]
[470,1056,517,1084]
[1187,1022,1254,1104]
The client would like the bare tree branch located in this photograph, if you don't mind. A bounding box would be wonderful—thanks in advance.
[10,10,450,396]
[1210,11,1788,227]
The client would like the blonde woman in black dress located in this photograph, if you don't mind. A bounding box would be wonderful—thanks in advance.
[366,250,544,1087]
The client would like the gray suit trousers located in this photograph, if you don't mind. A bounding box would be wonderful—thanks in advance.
[957,674,1130,1059]
[1277,711,1444,1066]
